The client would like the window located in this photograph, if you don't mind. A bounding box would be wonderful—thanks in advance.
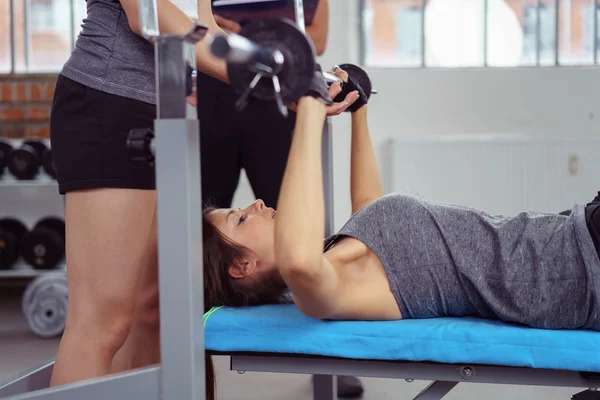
[362,0,600,68]
[0,0,87,73]
[30,0,54,31]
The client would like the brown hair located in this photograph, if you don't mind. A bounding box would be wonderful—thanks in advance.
[202,207,287,400]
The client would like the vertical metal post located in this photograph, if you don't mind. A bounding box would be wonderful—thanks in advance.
[536,0,541,65]
[154,37,204,400]
[9,0,16,73]
[293,0,306,33]
[23,0,29,71]
[358,0,366,66]
[321,119,334,238]
[594,0,598,63]
[554,0,560,65]
[69,0,76,50]
[420,0,426,67]
[315,119,336,400]
[483,0,488,66]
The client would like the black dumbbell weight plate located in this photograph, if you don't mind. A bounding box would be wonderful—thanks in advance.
[42,149,56,179]
[20,217,65,270]
[0,138,13,177]
[23,140,48,165]
[338,63,373,100]
[228,18,316,105]
[0,219,28,270]
[8,144,40,180]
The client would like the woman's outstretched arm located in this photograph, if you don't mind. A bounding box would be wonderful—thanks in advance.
[274,97,343,318]
[350,106,383,213]
[275,97,327,272]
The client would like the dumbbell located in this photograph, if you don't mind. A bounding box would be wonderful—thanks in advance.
[210,20,378,115]
[20,217,65,270]
[42,148,56,179]
[0,138,14,178]
[0,218,28,270]
[211,18,317,115]
[7,139,48,180]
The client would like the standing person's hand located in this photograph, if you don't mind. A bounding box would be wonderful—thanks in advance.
[214,15,242,33]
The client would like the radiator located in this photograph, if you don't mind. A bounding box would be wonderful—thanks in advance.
[383,134,600,216]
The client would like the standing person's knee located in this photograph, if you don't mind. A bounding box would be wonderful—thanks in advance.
[133,282,160,331]
[66,294,137,356]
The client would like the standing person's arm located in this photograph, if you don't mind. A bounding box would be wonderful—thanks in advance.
[305,0,329,55]
[120,0,229,82]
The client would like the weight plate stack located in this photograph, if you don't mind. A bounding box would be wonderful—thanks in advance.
[20,217,65,270]
[22,273,68,338]
[0,218,28,270]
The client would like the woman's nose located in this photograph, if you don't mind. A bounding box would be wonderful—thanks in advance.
[255,199,265,211]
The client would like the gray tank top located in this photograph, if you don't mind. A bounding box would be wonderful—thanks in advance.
[61,0,156,104]
[325,193,600,330]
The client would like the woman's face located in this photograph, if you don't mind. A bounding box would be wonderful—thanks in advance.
[208,200,277,278]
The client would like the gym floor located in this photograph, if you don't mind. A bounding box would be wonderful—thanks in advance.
[0,288,587,400]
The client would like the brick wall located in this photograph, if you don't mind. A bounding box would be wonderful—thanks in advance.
[0,75,58,139]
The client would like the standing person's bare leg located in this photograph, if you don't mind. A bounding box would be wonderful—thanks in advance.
[50,189,156,386]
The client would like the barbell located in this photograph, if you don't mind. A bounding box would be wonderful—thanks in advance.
[209,18,376,115]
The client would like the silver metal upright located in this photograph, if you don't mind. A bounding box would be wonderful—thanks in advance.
[554,0,560,65]
[536,0,541,65]
[594,0,598,64]
[295,0,336,397]
[138,0,207,399]
[483,0,488,66]
[9,0,16,73]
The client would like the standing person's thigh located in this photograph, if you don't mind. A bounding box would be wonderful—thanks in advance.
[242,102,296,207]
[64,189,156,333]
[49,76,158,385]
[197,73,243,208]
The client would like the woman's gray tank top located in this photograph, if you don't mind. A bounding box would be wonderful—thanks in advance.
[61,0,156,104]
[325,193,600,330]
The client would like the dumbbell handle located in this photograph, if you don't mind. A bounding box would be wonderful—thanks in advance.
[211,34,284,73]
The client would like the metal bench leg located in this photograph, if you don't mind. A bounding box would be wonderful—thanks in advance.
[313,375,336,400]
[0,360,54,398]
[412,381,458,400]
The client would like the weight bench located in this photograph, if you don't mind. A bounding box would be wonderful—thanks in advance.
[204,304,600,400]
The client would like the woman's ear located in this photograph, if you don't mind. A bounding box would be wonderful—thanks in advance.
[228,258,258,279]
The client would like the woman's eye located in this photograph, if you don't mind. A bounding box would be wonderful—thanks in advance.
[238,215,246,225]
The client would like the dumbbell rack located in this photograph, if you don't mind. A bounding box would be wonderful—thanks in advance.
[0,138,66,279]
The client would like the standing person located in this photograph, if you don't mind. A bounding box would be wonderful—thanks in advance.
[198,1,365,397]
[198,0,328,209]
[49,0,228,387]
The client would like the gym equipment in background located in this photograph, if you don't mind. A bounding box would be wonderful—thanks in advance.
[0,218,28,270]
[22,273,68,338]
[20,217,65,270]
[0,138,14,178]
[42,149,56,179]
[7,139,48,180]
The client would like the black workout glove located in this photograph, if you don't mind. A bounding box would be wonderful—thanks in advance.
[303,64,333,105]
[332,67,368,112]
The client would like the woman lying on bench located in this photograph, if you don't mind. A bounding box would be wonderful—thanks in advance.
[203,69,600,330]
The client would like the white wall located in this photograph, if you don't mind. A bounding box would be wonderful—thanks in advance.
[233,0,600,231]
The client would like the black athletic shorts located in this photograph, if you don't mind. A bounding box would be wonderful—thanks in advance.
[50,75,156,194]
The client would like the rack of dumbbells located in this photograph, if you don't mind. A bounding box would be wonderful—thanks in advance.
[0,137,68,338]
